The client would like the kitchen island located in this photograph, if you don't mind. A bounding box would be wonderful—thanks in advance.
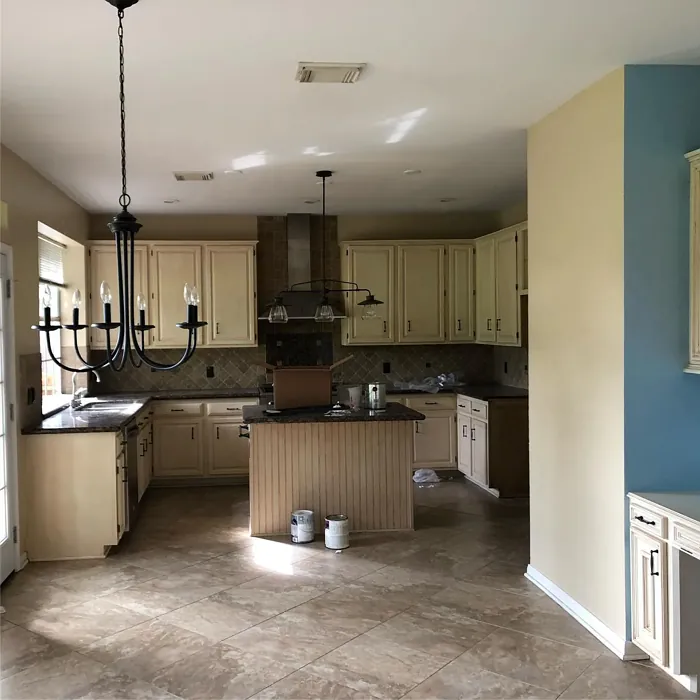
[243,403,425,536]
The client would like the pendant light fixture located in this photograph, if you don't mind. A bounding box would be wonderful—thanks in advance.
[267,170,384,323]
[32,0,207,373]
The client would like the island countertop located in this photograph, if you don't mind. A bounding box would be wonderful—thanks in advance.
[242,402,425,424]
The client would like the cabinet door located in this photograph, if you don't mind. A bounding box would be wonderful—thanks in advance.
[631,529,668,665]
[475,236,496,344]
[457,413,472,476]
[208,421,249,476]
[149,245,202,348]
[495,228,520,345]
[398,245,445,343]
[205,245,257,347]
[153,420,203,477]
[343,246,395,345]
[136,422,151,501]
[471,418,488,486]
[447,245,475,342]
[413,411,456,468]
[115,443,126,541]
[89,245,149,349]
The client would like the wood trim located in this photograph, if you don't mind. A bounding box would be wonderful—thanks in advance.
[686,151,700,373]
[249,421,414,536]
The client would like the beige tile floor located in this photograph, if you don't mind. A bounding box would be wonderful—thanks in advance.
[1,480,697,700]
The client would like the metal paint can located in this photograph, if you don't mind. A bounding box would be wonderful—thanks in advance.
[290,510,314,544]
[325,514,349,549]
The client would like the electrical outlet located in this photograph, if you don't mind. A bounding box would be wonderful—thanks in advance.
[504,362,508,374]
[425,361,432,369]
[382,361,391,374]
[206,365,215,378]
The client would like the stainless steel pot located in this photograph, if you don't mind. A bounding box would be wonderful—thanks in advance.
[363,382,387,410]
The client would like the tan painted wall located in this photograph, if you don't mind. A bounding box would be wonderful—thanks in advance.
[528,68,626,639]
[338,212,499,242]
[89,214,258,241]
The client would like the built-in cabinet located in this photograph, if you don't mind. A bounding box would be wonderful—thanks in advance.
[88,241,257,349]
[686,148,700,374]
[456,393,528,497]
[136,411,153,501]
[447,244,476,342]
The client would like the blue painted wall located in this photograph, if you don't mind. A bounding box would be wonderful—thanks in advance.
[623,65,700,635]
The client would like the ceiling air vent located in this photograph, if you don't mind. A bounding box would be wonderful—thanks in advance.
[295,62,366,84]
[173,171,215,182]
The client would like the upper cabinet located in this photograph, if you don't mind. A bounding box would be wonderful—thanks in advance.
[687,149,700,374]
[204,245,257,347]
[447,244,475,342]
[398,244,445,343]
[89,241,257,350]
[475,222,526,347]
[342,245,395,345]
[88,244,149,349]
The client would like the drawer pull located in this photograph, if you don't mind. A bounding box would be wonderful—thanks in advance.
[425,401,438,405]
[650,549,660,576]
[170,408,185,412]
[473,408,481,413]
[635,515,656,526]
[226,407,240,411]
[458,403,466,408]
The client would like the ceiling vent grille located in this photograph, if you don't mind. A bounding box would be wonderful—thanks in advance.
[295,62,366,84]
[173,171,215,182]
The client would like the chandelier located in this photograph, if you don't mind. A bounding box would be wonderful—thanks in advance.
[33,0,206,372]
[267,170,383,323]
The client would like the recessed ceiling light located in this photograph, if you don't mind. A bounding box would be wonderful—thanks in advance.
[163,198,180,204]
[439,197,456,203]
[403,169,422,175]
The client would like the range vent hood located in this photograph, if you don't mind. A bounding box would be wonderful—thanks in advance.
[259,214,346,321]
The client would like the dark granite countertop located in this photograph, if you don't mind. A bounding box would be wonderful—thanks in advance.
[453,384,528,400]
[243,402,426,424]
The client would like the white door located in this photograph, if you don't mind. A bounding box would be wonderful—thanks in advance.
[398,245,445,343]
[0,251,17,582]
[471,418,488,486]
[631,529,668,664]
[495,228,520,345]
[475,236,496,343]
[447,245,475,342]
[343,246,395,344]
[208,421,249,476]
[457,413,472,476]
[205,246,257,347]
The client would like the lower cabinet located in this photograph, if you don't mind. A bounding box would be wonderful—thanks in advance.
[136,415,152,500]
[208,420,249,476]
[470,418,488,486]
[153,420,204,477]
[631,527,668,665]
[413,411,456,468]
[457,413,472,474]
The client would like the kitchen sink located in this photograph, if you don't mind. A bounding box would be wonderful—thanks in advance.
[75,401,139,412]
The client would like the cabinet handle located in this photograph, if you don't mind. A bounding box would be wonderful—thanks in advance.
[191,427,195,440]
[634,515,656,526]
[471,427,475,441]
[415,422,420,434]
[496,318,501,331]
[121,466,128,483]
[458,403,466,408]
[473,408,480,413]
[216,426,220,439]
[383,321,387,333]
[487,319,492,331]
[462,425,467,438]
[226,407,240,412]
[407,320,412,332]
[139,441,145,458]
[425,401,438,405]
[457,319,462,331]
[216,322,220,334]
[170,408,185,412]
[650,549,660,576]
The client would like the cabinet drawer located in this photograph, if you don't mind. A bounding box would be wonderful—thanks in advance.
[386,395,406,406]
[206,400,254,416]
[672,520,700,558]
[153,401,203,417]
[456,396,472,414]
[469,398,488,420]
[406,395,456,411]
[630,502,667,539]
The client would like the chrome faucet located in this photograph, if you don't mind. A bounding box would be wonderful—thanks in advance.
[71,370,101,409]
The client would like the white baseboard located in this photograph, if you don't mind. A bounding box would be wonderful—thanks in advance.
[18,552,28,571]
[525,565,647,661]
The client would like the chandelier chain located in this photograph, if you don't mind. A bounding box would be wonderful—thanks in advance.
[117,9,130,209]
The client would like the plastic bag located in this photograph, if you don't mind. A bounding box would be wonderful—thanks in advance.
[413,468,441,483]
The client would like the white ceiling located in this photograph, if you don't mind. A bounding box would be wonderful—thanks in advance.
[2,0,700,215]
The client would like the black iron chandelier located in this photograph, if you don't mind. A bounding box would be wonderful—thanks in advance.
[33,0,206,372]
[267,170,383,323]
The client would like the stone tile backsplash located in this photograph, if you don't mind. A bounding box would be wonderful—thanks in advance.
[493,345,528,389]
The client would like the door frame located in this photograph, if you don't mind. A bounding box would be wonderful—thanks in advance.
[0,241,21,578]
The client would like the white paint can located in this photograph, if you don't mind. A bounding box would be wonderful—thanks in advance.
[325,514,349,549]
[290,510,314,544]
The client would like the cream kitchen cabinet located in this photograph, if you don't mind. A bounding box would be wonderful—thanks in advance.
[475,236,497,343]
[207,420,249,476]
[457,411,472,474]
[136,413,152,501]
[685,148,700,374]
[153,419,204,477]
[398,244,445,343]
[88,244,149,349]
[406,395,456,469]
[447,244,475,342]
[204,245,257,347]
[342,245,395,345]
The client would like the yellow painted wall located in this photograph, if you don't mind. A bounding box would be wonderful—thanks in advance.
[527,68,627,639]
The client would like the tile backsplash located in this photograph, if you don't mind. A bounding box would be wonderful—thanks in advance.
[493,345,528,389]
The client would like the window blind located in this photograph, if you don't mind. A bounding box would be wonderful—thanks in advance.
[38,236,65,286]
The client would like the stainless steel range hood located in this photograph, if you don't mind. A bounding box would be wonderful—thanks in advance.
[259,213,346,321]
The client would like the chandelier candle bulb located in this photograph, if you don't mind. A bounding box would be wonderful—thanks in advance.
[137,293,147,326]
[72,290,82,325]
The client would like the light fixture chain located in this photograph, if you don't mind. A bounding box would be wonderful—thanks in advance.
[117,9,130,209]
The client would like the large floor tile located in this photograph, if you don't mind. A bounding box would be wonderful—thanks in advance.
[559,656,698,699]
[0,624,69,680]
[305,633,448,699]
[404,649,557,699]
[52,563,158,597]
[466,628,600,693]
[462,559,544,599]
[73,666,180,699]
[356,564,456,604]
[251,669,367,699]
[293,551,387,584]
[24,597,152,647]
[81,619,212,681]
[1,582,92,625]
[150,643,297,700]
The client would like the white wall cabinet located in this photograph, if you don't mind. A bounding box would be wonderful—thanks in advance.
[494,228,520,345]
[342,245,395,345]
[398,244,445,343]
[686,149,700,374]
[447,244,475,342]
[475,236,497,343]
[88,244,149,349]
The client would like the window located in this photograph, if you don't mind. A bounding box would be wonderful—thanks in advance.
[38,235,68,414]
